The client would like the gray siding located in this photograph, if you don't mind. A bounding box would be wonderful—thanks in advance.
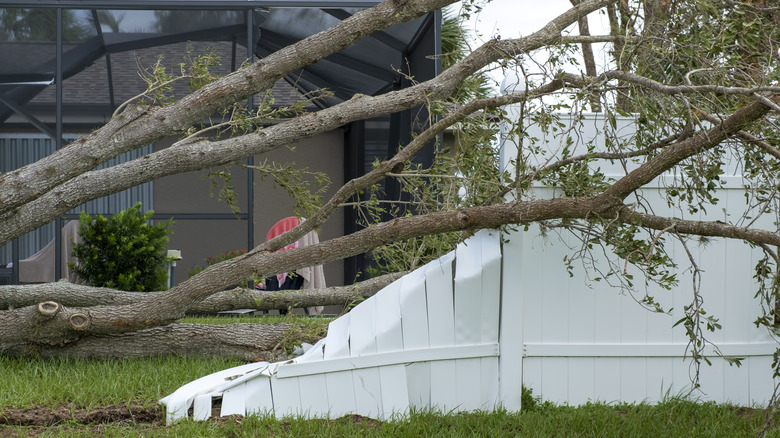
[0,134,153,262]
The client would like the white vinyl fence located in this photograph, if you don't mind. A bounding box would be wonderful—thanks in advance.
[500,110,778,406]
[162,229,506,422]
[161,113,778,423]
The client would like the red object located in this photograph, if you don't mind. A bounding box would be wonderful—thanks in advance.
[265,216,301,286]
[266,216,301,251]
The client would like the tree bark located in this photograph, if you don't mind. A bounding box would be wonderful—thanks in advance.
[0,272,405,314]
[0,323,294,361]
[571,0,601,111]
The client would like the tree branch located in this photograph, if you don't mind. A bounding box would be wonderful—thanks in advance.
[0,0,461,216]
[603,70,780,97]
[697,110,780,161]
[533,127,688,177]
[1,323,293,360]
[0,0,616,246]
[0,272,405,312]
[600,96,777,201]
[616,207,780,247]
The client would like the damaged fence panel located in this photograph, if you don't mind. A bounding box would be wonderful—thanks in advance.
[161,230,502,423]
[161,222,776,423]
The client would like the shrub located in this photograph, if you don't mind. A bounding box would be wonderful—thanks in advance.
[70,203,174,292]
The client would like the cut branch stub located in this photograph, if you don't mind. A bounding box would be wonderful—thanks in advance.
[37,301,61,317]
[69,313,90,330]
[391,162,405,174]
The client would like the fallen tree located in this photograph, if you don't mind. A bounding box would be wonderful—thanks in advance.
[0,271,405,314]
[0,0,779,369]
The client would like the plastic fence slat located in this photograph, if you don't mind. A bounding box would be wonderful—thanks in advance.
[192,394,213,421]
[297,374,330,417]
[244,377,274,416]
[378,365,409,420]
[271,375,302,419]
[325,371,358,417]
[479,230,501,344]
[454,236,483,346]
[324,313,351,360]
[220,382,247,416]
[375,281,403,353]
[426,252,455,348]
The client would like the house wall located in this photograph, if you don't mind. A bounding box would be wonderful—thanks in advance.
[154,129,346,291]
[252,129,345,287]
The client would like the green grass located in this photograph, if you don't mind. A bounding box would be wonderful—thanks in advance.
[1,314,777,436]
[0,355,244,409]
[4,399,776,437]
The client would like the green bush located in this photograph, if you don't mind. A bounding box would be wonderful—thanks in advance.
[70,203,174,292]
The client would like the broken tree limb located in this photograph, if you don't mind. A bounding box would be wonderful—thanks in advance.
[1,323,295,360]
[0,271,405,313]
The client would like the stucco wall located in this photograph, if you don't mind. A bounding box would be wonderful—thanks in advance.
[253,129,345,289]
[154,129,345,292]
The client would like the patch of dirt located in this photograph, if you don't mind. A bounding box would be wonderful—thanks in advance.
[729,406,762,418]
[275,413,384,432]
[334,413,384,429]
[0,402,162,428]
[0,402,384,436]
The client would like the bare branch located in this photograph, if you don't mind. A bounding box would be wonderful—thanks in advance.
[0,0,617,246]
[616,207,780,247]
[753,92,780,114]
[570,0,601,112]
[601,96,777,201]
[559,35,635,44]
[533,128,688,176]
[603,70,780,97]
[697,110,780,161]
[622,223,676,274]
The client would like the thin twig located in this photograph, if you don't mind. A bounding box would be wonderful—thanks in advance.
[696,110,780,161]
[622,223,676,274]
[753,93,780,114]
[112,75,195,118]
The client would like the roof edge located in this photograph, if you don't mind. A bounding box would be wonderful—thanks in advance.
[0,0,382,9]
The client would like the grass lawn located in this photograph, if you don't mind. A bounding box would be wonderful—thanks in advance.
[1,315,777,437]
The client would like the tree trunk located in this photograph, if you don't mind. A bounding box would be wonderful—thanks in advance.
[0,272,404,314]
[0,323,295,361]
[571,0,601,112]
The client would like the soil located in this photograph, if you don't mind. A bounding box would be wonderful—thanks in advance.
[0,402,383,436]
[0,403,161,436]
[0,403,161,428]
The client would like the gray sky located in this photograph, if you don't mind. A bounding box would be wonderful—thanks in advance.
[459,0,613,88]
[462,0,574,41]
